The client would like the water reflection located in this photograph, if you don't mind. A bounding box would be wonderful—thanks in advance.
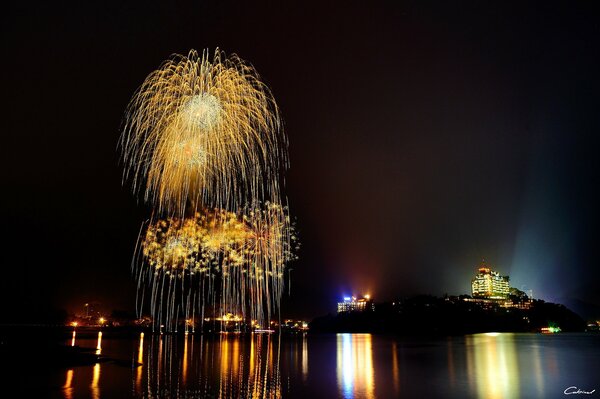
[336,333,375,399]
[466,333,519,399]
[447,338,455,388]
[136,332,144,392]
[91,363,100,399]
[52,331,590,399]
[302,334,308,382]
[531,343,544,397]
[182,334,188,383]
[95,331,102,355]
[392,342,400,394]
[63,369,73,399]
[138,333,282,398]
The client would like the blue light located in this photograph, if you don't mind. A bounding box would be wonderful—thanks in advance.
[343,297,351,302]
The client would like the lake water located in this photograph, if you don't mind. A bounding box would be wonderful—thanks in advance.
[4,331,599,398]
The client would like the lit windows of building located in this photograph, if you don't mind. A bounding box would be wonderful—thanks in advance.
[471,261,510,299]
[337,295,374,313]
[465,260,534,309]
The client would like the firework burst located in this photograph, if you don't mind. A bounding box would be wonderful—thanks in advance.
[120,49,286,216]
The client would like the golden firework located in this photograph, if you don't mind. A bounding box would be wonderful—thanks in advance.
[142,209,249,272]
[137,203,296,327]
[121,49,286,216]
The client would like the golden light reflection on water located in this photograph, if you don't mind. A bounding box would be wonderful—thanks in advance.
[90,363,100,399]
[71,331,76,347]
[63,369,73,399]
[302,334,308,382]
[157,334,163,391]
[466,333,519,399]
[95,331,102,355]
[336,333,375,399]
[249,334,256,391]
[219,336,231,397]
[182,334,188,384]
[250,335,258,398]
[134,333,282,398]
[56,330,572,399]
[136,332,144,392]
[58,331,282,399]
[392,342,400,394]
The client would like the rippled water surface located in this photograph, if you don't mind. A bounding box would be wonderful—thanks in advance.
[3,331,599,398]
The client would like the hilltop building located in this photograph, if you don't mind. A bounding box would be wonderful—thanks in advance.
[471,261,510,299]
[467,261,532,309]
[337,295,374,313]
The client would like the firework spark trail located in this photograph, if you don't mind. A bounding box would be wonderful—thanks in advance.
[120,49,287,217]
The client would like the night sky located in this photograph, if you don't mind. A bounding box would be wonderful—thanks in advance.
[2,1,599,321]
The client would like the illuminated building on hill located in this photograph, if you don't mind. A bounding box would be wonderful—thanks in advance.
[462,260,533,309]
[337,295,374,313]
[471,262,510,299]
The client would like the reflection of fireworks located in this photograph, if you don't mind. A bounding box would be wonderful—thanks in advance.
[139,334,282,398]
[136,203,297,329]
[120,49,286,216]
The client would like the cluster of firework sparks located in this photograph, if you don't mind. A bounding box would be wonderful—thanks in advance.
[120,49,296,331]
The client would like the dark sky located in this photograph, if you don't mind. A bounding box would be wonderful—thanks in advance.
[2,1,599,320]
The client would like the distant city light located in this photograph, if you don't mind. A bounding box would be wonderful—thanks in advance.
[216,313,243,322]
[254,329,275,333]
[338,294,375,313]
